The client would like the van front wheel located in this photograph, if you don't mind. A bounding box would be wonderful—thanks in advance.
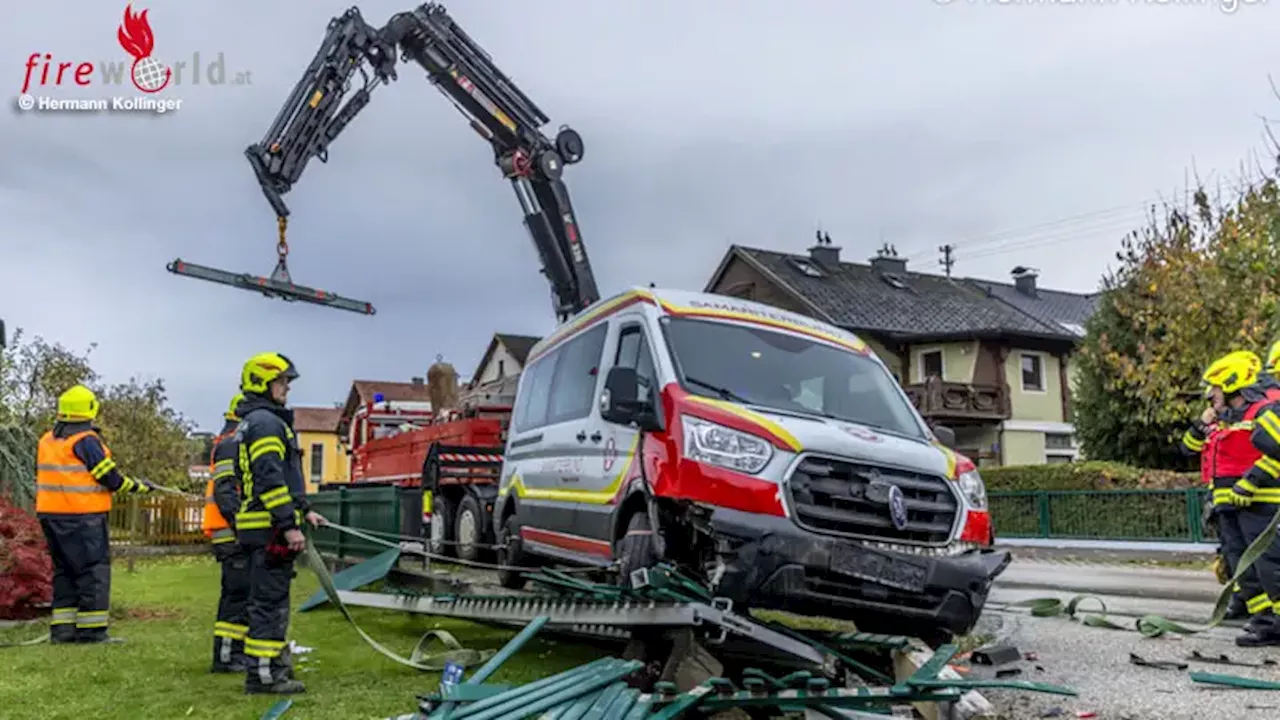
[496,514,528,590]
[615,511,657,588]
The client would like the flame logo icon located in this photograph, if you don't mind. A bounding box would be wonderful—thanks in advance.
[117,4,171,94]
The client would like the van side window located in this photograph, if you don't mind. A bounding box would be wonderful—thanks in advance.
[614,325,657,404]
[513,354,555,432]
[546,323,608,425]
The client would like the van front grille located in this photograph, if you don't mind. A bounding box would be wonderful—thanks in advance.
[786,455,959,545]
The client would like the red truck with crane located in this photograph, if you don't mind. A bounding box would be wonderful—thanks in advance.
[343,389,510,560]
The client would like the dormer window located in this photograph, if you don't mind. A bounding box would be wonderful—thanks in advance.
[788,256,826,278]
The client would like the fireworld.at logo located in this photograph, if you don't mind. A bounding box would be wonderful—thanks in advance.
[19,3,251,95]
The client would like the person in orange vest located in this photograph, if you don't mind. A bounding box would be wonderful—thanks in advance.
[35,384,153,643]
[204,393,250,672]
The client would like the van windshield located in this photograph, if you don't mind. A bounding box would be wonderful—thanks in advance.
[665,318,926,439]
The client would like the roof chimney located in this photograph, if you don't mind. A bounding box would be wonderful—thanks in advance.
[869,242,907,275]
[1011,266,1038,297]
[411,376,424,386]
[808,230,842,268]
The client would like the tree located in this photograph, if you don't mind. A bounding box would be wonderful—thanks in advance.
[0,328,97,430]
[0,329,197,490]
[1074,180,1280,468]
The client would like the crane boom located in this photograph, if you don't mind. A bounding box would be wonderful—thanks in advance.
[244,4,600,321]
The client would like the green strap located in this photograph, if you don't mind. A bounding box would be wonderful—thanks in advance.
[0,632,49,648]
[302,538,494,671]
[1019,507,1280,637]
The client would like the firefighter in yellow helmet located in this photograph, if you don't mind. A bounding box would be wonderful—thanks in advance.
[202,393,250,673]
[1234,345,1280,646]
[234,353,325,694]
[35,384,153,643]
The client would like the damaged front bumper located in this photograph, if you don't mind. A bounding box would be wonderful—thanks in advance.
[707,507,1011,638]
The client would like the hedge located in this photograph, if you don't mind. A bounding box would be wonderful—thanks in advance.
[982,461,1198,492]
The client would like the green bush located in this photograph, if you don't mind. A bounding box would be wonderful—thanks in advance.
[982,461,1198,492]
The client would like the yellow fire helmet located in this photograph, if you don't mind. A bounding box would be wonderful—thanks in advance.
[224,392,246,421]
[1203,350,1262,396]
[1267,340,1280,375]
[240,352,300,394]
[56,384,100,422]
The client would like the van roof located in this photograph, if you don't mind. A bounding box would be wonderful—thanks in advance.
[526,286,872,364]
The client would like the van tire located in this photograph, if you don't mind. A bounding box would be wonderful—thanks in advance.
[615,511,657,588]
[454,494,483,563]
[496,514,528,590]
[430,495,455,558]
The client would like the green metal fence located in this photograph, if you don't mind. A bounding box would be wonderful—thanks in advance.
[988,489,1218,543]
[310,485,402,559]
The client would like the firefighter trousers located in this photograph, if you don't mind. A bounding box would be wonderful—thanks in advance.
[1232,505,1280,617]
[243,544,296,688]
[211,543,251,670]
[38,513,111,643]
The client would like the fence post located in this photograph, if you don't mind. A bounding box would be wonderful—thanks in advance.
[1036,492,1051,538]
[337,488,349,562]
[127,496,140,573]
[1187,489,1204,543]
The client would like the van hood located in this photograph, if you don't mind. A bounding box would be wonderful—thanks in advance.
[749,407,953,477]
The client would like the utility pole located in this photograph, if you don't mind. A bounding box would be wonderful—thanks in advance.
[938,244,955,277]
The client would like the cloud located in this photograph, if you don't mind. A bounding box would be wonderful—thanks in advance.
[2,0,1278,428]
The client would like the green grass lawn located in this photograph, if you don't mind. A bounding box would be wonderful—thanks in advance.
[0,555,598,720]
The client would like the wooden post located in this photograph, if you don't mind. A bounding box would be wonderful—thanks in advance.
[127,497,140,573]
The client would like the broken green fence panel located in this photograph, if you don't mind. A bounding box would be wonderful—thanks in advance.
[905,677,1078,696]
[300,547,400,612]
[579,682,629,719]
[429,617,549,720]
[259,699,292,720]
[454,659,642,720]
[435,685,513,702]
[1191,671,1280,690]
[446,658,617,719]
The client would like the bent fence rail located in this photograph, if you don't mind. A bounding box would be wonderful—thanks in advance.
[988,489,1217,543]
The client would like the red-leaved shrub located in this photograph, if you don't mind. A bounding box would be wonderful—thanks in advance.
[0,497,52,619]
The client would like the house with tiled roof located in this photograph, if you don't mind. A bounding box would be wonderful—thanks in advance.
[461,333,542,407]
[704,237,1097,466]
[294,406,346,491]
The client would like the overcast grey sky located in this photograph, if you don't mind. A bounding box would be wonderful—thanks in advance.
[2,0,1278,430]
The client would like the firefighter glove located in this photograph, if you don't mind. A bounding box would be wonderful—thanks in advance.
[1213,555,1230,584]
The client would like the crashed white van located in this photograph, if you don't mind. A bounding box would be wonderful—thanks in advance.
[492,287,1009,642]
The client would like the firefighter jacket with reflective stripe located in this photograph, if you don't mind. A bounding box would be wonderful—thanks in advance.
[1245,394,1280,503]
[202,421,241,543]
[233,394,309,546]
[1197,388,1280,505]
[35,426,119,515]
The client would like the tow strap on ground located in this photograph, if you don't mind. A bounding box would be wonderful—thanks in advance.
[302,538,495,672]
[0,630,48,648]
[1018,504,1280,638]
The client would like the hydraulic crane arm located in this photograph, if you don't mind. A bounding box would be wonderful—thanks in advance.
[242,4,601,321]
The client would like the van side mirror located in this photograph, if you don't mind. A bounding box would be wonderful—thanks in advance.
[932,424,956,449]
[600,367,661,431]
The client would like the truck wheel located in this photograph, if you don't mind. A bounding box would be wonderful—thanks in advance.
[454,494,483,563]
[496,514,528,590]
[615,511,657,588]
[430,495,456,558]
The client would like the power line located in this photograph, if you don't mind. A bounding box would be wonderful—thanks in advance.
[900,172,1269,264]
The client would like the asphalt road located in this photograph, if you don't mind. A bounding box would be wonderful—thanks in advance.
[982,559,1280,720]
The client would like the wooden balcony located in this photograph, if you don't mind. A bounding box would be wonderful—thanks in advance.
[903,377,1010,422]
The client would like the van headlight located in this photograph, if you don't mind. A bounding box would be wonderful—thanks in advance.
[682,416,773,475]
[957,468,987,509]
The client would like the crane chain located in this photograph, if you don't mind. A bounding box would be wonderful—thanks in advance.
[276,216,289,262]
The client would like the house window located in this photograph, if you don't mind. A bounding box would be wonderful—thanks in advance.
[310,443,324,483]
[498,359,506,377]
[918,349,944,381]
[1044,432,1077,463]
[1020,353,1045,392]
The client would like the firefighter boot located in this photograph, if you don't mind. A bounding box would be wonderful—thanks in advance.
[1236,612,1280,647]
[1226,595,1249,621]
[211,638,248,674]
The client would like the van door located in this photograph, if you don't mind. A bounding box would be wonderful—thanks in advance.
[507,322,610,561]
[578,317,662,545]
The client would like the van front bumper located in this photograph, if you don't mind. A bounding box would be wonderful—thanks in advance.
[706,508,1010,638]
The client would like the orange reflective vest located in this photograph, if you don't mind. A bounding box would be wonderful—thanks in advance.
[35,430,113,515]
[201,431,235,542]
